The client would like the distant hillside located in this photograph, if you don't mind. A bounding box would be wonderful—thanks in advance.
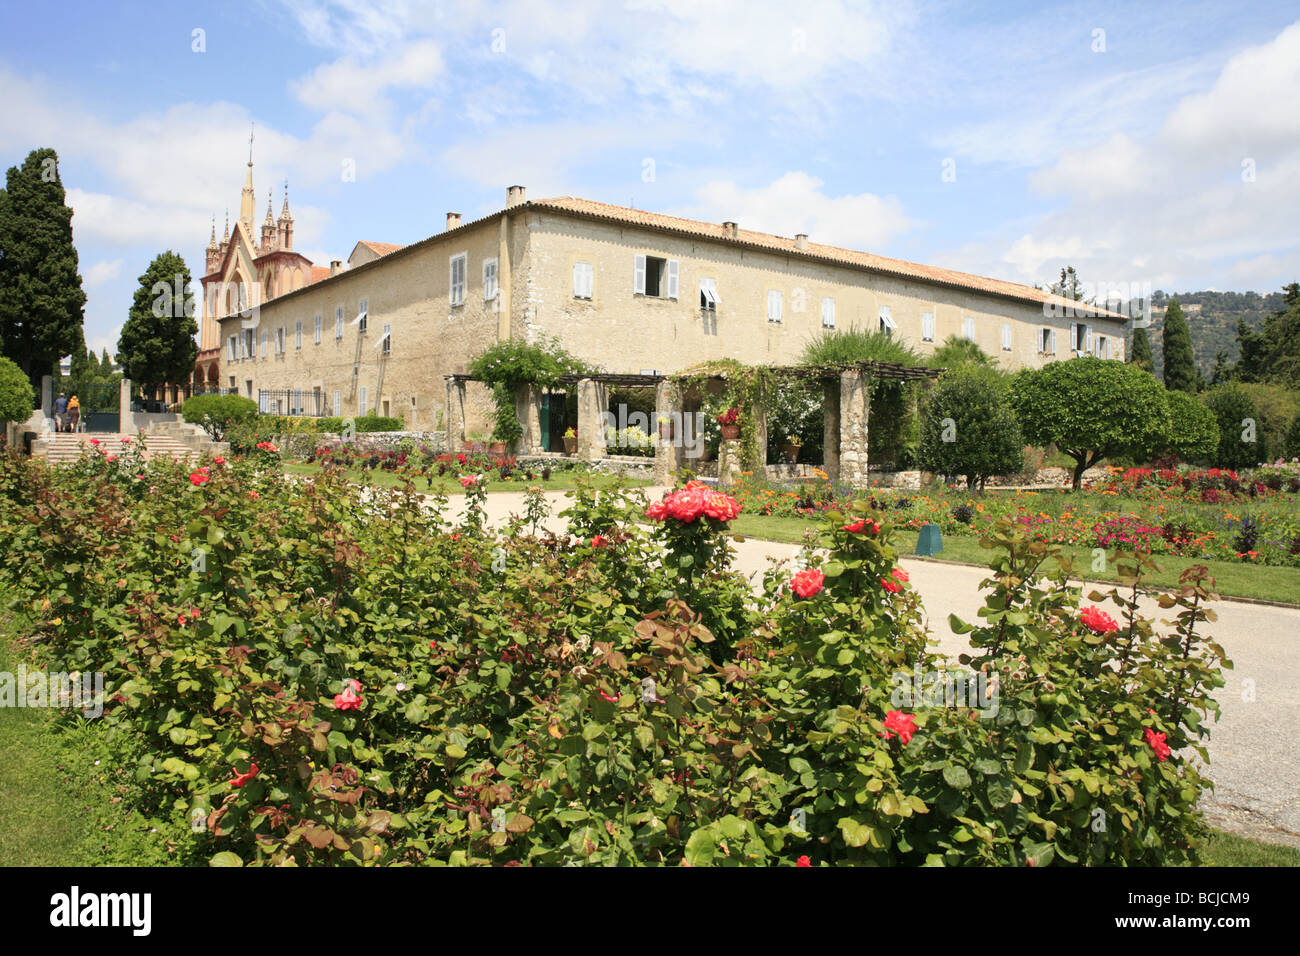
[1125,290,1287,378]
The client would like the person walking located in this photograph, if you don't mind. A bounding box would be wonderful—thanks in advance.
[67,395,81,433]
[53,393,68,433]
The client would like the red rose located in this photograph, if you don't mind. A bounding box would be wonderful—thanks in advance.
[890,567,909,583]
[1144,727,1171,762]
[231,763,259,788]
[880,577,902,593]
[796,855,811,867]
[189,472,209,486]
[790,568,825,598]
[333,680,363,711]
[591,534,608,548]
[842,519,865,533]
[881,710,917,744]
[1080,605,1119,634]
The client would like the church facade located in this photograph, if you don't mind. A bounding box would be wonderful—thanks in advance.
[199,176,1130,436]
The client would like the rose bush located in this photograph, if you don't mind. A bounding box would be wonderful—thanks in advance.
[0,448,1230,866]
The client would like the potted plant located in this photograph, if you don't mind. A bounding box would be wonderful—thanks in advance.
[782,436,803,463]
[657,414,674,441]
[717,406,741,441]
[563,426,578,455]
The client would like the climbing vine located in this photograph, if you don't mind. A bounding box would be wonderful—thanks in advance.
[467,335,598,444]
[671,359,775,471]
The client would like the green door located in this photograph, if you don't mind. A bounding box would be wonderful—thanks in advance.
[539,393,551,452]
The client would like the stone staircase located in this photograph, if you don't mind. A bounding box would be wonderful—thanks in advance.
[33,432,207,465]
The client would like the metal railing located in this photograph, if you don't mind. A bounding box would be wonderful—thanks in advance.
[257,389,330,417]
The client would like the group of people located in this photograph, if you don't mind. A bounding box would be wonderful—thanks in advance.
[53,393,82,433]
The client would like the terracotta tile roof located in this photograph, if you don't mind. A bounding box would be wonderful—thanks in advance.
[356,241,405,257]
[307,266,332,285]
[529,196,1129,321]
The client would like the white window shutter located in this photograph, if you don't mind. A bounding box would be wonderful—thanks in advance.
[1085,325,1093,353]
[573,264,582,297]
[666,259,679,299]
[634,255,646,295]
[1070,322,1079,354]
[1050,330,1057,353]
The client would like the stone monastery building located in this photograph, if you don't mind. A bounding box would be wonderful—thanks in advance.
[197,160,1129,436]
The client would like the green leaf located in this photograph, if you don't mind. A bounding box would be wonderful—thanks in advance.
[942,765,971,789]
[838,817,873,847]
[209,851,243,867]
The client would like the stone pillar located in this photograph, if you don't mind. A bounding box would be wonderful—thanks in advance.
[445,378,467,449]
[40,375,53,418]
[822,378,840,480]
[515,384,544,454]
[653,379,682,484]
[717,440,743,486]
[751,390,768,473]
[838,370,870,487]
[120,378,134,434]
[576,378,608,461]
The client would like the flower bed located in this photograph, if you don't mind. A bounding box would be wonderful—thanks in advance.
[0,447,1230,866]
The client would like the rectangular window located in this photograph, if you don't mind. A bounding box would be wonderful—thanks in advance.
[921,311,935,342]
[293,388,302,415]
[333,389,341,417]
[1096,335,1109,359]
[354,299,368,333]
[450,253,467,306]
[1002,323,1012,351]
[227,336,235,361]
[634,254,677,298]
[1071,322,1090,354]
[359,386,367,416]
[700,277,718,311]
[962,315,976,341]
[276,327,285,354]
[295,319,302,349]
[483,258,498,300]
[573,262,594,299]
[336,307,343,339]
[879,305,898,335]
[261,330,267,358]
[767,289,783,322]
[1040,328,1057,354]
[382,322,391,355]
[314,314,322,344]
[821,297,835,328]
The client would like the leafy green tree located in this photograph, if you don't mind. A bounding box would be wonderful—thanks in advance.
[1160,389,1219,463]
[99,348,114,376]
[1162,300,1197,393]
[1238,382,1299,460]
[0,148,87,390]
[800,325,922,367]
[917,365,1023,490]
[1285,412,1300,459]
[1009,357,1171,490]
[927,334,994,370]
[1129,326,1154,373]
[1234,284,1300,386]
[117,251,198,391]
[0,355,35,423]
[181,393,257,441]
[1049,266,1089,302]
[1201,383,1267,469]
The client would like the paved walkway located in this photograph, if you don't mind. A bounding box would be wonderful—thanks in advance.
[439,485,1300,846]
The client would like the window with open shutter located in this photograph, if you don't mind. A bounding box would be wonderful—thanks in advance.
[700,278,718,311]
[666,259,679,299]
[1070,322,1080,354]
[1085,325,1093,353]
[879,305,897,335]
[483,258,498,300]
[633,254,646,295]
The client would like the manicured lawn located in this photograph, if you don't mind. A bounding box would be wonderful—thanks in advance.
[729,513,1300,604]
[1198,829,1300,866]
[284,461,652,493]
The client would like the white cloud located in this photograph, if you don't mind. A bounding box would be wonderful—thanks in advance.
[83,258,124,287]
[291,38,445,114]
[678,172,917,251]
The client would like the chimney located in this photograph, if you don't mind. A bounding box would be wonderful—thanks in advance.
[506,185,527,208]
[795,233,809,252]
[329,260,343,277]
[723,221,738,239]
[446,212,462,231]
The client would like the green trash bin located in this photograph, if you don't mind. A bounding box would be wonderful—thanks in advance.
[916,522,943,556]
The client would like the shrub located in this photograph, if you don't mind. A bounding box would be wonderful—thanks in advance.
[918,365,1023,490]
[181,394,258,440]
[1201,383,1267,469]
[1161,389,1219,463]
[0,355,35,424]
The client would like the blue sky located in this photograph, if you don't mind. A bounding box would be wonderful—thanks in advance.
[2,0,1298,357]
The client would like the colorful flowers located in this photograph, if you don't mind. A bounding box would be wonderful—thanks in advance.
[790,568,826,599]
[231,763,260,788]
[333,678,363,711]
[842,518,880,535]
[880,577,902,593]
[796,855,812,867]
[255,441,280,453]
[716,407,740,426]
[1080,605,1119,635]
[881,710,917,744]
[890,567,909,583]
[459,475,479,488]
[1145,727,1171,762]
[591,534,608,548]
[189,471,210,486]
[645,481,742,524]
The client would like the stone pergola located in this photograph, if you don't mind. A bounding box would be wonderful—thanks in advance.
[444,361,941,488]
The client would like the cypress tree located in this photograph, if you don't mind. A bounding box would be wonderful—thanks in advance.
[1162,299,1197,393]
[116,251,198,391]
[1129,325,1154,373]
[0,148,87,391]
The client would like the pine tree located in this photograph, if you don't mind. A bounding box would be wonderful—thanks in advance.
[117,252,198,391]
[0,148,87,390]
[1129,326,1154,373]
[99,348,113,375]
[1162,299,1197,393]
